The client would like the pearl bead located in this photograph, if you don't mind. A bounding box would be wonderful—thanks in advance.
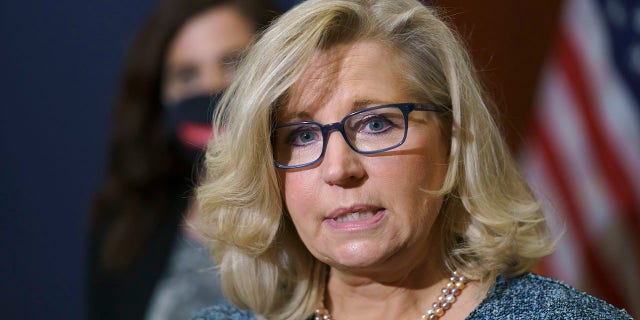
[446,294,456,303]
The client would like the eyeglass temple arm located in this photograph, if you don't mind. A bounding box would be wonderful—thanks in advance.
[414,103,449,113]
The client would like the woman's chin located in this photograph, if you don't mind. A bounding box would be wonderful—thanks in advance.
[321,243,394,272]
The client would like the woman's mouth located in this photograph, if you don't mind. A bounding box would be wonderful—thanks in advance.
[326,206,386,230]
[333,210,376,222]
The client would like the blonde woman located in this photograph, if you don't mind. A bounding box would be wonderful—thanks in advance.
[193,0,631,319]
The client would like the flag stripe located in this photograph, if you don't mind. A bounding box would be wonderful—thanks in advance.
[567,0,640,198]
[540,63,618,238]
[534,122,624,307]
[556,30,640,256]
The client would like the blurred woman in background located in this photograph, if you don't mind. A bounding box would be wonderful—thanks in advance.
[88,1,279,319]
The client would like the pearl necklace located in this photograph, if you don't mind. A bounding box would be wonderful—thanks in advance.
[314,271,468,320]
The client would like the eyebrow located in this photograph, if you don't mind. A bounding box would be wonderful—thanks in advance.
[352,99,375,109]
[278,99,387,123]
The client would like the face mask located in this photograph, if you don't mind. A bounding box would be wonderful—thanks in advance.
[162,92,221,164]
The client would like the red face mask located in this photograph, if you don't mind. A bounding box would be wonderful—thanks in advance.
[162,93,221,163]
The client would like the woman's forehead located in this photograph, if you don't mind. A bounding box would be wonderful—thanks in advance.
[287,44,357,108]
[281,41,408,118]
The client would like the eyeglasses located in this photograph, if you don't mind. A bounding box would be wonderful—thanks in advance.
[273,103,446,169]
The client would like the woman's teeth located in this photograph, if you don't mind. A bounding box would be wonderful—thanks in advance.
[334,211,374,222]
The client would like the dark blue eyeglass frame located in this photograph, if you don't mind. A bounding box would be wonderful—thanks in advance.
[274,102,446,169]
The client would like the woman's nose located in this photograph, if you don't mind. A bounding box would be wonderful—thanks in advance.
[320,132,366,187]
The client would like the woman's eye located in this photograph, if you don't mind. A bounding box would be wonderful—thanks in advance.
[361,116,392,133]
[170,67,198,86]
[296,131,316,144]
[366,119,387,132]
[286,127,320,146]
[222,52,243,73]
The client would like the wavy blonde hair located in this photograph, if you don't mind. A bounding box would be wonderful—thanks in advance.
[196,0,553,318]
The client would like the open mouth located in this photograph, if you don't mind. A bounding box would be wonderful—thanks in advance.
[333,210,377,222]
[326,206,386,230]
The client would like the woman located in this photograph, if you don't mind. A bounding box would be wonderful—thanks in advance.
[194,0,632,319]
[88,1,278,319]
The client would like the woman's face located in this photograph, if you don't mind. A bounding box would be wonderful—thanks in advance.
[162,5,254,103]
[277,41,450,274]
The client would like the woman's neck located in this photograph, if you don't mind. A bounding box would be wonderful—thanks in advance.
[323,266,487,320]
[324,261,446,318]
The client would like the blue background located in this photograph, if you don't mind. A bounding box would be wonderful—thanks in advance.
[1,1,157,318]
[0,1,299,319]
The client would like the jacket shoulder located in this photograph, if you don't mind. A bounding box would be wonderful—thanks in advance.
[467,273,632,319]
[191,302,256,320]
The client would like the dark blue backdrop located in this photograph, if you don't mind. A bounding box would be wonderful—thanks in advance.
[0,1,158,318]
[0,1,299,319]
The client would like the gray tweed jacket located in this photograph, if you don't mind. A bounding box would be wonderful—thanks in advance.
[191,273,633,319]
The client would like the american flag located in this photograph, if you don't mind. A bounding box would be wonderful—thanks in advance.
[520,0,640,317]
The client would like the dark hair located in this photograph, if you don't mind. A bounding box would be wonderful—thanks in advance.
[91,0,279,271]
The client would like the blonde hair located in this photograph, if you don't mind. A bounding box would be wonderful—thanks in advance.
[196,0,553,318]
